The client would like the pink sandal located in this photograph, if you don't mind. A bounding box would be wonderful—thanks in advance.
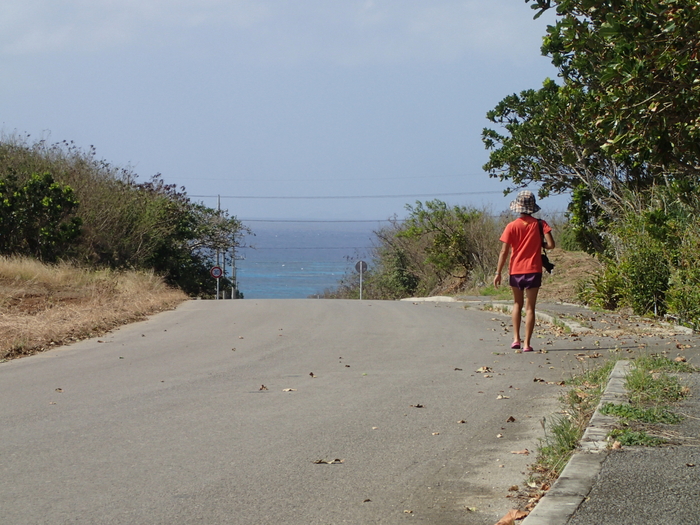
[511,341,521,350]
[523,346,534,352]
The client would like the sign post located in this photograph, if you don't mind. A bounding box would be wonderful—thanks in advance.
[210,266,223,300]
[355,260,367,300]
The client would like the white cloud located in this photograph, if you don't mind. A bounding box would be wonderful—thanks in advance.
[0,0,553,65]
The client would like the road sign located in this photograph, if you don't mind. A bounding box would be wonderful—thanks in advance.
[210,266,223,279]
[355,261,368,273]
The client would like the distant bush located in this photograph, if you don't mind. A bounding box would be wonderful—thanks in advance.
[325,200,505,299]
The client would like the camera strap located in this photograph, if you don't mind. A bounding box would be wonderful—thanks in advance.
[537,219,548,256]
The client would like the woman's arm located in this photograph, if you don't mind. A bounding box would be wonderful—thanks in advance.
[494,242,510,288]
[544,232,555,250]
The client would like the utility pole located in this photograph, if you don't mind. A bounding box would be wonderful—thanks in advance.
[216,195,221,300]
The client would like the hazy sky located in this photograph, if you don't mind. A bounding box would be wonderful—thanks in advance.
[1,0,564,222]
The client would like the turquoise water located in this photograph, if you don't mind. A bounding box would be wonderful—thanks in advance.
[235,226,375,299]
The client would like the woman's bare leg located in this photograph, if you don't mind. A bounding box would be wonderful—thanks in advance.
[511,286,524,346]
[524,287,540,349]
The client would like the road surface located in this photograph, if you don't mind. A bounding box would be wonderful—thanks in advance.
[0,299,568,524]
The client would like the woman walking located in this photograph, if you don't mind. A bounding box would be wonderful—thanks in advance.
[494,191,555,352]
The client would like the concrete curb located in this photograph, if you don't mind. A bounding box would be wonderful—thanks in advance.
[520,360,630,525]
[463,301,593,334]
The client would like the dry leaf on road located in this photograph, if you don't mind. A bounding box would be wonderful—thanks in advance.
[494,508,528,525]
[511,449,530,455]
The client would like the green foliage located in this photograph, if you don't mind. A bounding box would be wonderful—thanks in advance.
[325,201,504,299]
[600,403,682,425]
[399,200,485,278]
[485,0,700,265]
[536,414,581,477]
[576,262,624,311]
[0,172,81,261]
[0,136,247,296]
[626,366,687,405]
[609,429,666,447]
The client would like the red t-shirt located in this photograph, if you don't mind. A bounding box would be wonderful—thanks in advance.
[500,215,552,275]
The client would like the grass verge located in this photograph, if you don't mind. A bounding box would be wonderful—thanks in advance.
[602,354,696,446]
[0,256,187,360]
[529,360,617,485]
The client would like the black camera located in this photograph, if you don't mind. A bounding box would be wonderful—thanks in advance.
[542,253,555,274]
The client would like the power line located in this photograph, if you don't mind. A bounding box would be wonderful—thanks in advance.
[168,173,481,183]
[241,246,369,250]
[190,191,501,200]
[240,218,401,223]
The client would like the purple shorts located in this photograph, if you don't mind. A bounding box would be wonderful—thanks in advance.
[509,273,542,290]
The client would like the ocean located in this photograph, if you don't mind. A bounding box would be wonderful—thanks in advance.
[233,225,376,299]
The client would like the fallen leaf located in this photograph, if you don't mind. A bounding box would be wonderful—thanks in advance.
[496,433,503,438]
[495,509,528,525]
[363,499,372,503]
[454,367,463,371]
[511,449,530,455]
[508,485,519,491]
[687,463,696,467]
[309,372,317,378]
[55,388,63,393]
[466,506,477,512]
[506,416,516,423]
[476,366,493,373]
[457,420,467,424]
[231,348,236,351]
[282,388,297,392]
[496,395,510,400]
[345,364,351,367]
[259,385,268,391]
[49,401,56,405]
[313,458,344,464]
[410,404,425,408]
[432,432,440,436]
[612,441,622,449]
[403,510,413,514]
[533,378,545,383]
[675,356,687,362]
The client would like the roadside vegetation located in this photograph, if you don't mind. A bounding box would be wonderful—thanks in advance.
[529,355,696,491]
[0,256,186,360]
[330,1,700,333]
[604,356,696,446]
[0,135,246,297]
[530,361,617,485]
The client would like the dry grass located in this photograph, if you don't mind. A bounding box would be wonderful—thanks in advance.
[538,249,601,303]
[0,256,187,360]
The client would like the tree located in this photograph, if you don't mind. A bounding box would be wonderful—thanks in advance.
[483,0,700,253]
[0,172,82,261]
[530,0,700,179]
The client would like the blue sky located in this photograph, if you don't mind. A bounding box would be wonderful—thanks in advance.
[1,1,564,222]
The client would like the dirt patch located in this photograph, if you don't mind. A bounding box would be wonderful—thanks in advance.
[0,262,187,361]
[538,249,600,303]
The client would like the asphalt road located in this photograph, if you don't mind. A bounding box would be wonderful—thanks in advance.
[0,299,571,525]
